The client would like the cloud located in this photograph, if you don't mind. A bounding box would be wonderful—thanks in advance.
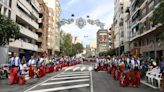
[66,0,79,6]
[61,0,114,47]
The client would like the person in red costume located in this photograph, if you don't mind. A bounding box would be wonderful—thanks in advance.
[8,53,20,84]
[28,55,35,78]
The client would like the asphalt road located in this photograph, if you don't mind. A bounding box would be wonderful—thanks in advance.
[0,63,161,92]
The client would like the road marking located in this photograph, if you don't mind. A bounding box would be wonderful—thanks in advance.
[51,76,90,80]
[41,79,89,86]
[81,66,86,71]
[65,66,74,71]
[28,84,90,92]
[90,71,93,92]
[140,80,158,89]
[73,67,80,71]
[56,73,89,77]
[88,66,93,71]
[24,72,62,92]
[60,71,89,75]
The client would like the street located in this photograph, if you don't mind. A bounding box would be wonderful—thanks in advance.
[0,63,160,92]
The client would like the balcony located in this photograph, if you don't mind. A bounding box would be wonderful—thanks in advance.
[37,37,42,43]
[38,18,43,23]
[18,0,39,19]
[16,9,39,29]
[36,28,43,33]
[9,40,38,51]
[19,25,38,40]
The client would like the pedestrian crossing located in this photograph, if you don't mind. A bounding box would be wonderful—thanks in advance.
[63,65,94,72]
[25,65,93,92]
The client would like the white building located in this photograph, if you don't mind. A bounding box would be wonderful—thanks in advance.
[0,0,41,60]
[113,0,130,54]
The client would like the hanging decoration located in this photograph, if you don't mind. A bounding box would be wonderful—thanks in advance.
[58,15,105,29]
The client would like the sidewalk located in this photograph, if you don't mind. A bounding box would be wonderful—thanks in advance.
[92,71,160,92]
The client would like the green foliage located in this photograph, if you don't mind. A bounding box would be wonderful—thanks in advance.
[0,14,20,46]
[107,49,116,56]
[151,0,164,25]
[99,49,116,56]
[71,42,83,56]
[60,31,83,56]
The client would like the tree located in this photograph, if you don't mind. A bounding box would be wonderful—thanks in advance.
[60,31,84,56]
[151,0,164,40]
[107,49,116,56]
[151,0,164,25]
[71,42,83,56]
[60,32,72,56]
[0,14,20,46]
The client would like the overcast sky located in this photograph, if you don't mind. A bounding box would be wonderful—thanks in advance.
[50,0,114,47]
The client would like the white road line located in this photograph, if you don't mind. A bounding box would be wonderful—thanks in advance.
[41,79,90,86]
[88,66,93,71]
[60,72,89,75]
[61,71,89,74]
[24,72,62,92]
[65,66,74,71]
[28,84,90,92]
[141,80,158,89]
[73,67,80,71]
[90,71,94,92]
[81,66,86,71]
[51,76,90,80]
[56,73,89,77]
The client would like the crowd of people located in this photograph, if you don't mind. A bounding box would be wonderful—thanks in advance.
[95,55,164,89]
[8,52,82,85]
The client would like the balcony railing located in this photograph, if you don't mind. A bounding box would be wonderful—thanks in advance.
[9,40,38,51]
[17,9,39,29]
[19,24,38,40]
[18,0,39,19]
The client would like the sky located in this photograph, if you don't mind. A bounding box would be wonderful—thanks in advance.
[49,0,114,47]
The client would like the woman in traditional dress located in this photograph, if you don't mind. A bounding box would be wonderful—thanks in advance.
[28,56,35,78]
[18,56,28,85]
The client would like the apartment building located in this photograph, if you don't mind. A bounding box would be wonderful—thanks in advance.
[0,0,41,60]
[0,0,50,62]
[129,0,164,59]
[37,0,49,53]
[97,29,109,53]
[109,24,115,49]
[113,0,130,55]
[44,0,61,55]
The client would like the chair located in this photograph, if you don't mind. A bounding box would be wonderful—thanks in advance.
[153,73,162,88]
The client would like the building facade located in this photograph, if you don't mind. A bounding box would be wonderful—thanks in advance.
[37,0,49,53]
[129,0,164,59]
[97,29,109,53]
[0,0,44,60]
[109,24,115,49]
[44,0,61,55]
[113,0,130,55]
